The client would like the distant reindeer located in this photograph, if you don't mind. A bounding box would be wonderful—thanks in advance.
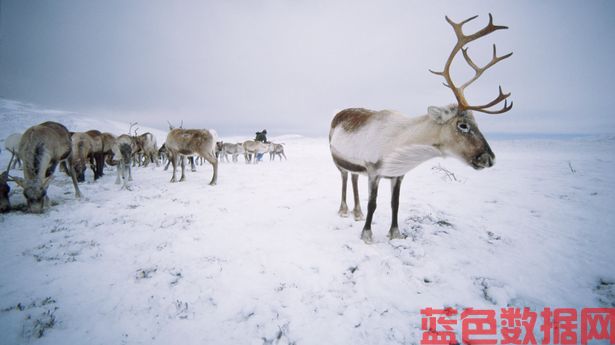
[218,142,245,163]
[329,14,512,243]
[69,132,95,182]
[112,134,135,189]
[11,121,81,213]
[165,128,218,184]
[268,143,286,161]
[243,140,269,164]
[4,133,22,169]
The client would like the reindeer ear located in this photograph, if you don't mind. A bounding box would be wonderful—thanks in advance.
[428,106,455,124]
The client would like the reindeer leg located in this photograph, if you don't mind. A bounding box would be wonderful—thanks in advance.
[190,157,196,172]
[338,169,349,217]
[205,154,218,186]
[361,175,380,243]
[351,174,364,221]
[180,156,187,182]
[115,161,122,184]
[68,162,82,198]
[388,176,406,240]
[282,152,287,160]
[128,160,133,181]
[170,154,178,182]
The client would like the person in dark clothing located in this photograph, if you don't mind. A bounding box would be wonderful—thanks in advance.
[254,129,268,161]
[255,129,267,143]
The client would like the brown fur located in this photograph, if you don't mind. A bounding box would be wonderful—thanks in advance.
[330,108,375,133]
[15,121,81,213]
[85,129,105,179]
[70,132,95,182]
[165,129,218,184]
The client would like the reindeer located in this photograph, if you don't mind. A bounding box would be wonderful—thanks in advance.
[11,121,81,213]
[69,132,95,182]
[243,140,269,164]
[134,132,159,167]
[4,133,22,169]
[218,142,245,163]
[85,130,105,179]
[329,14,512,243]
[112,134,135,189]
[268,143,286,161]
[165,128,218,184]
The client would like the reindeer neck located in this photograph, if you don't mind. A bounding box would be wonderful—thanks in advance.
[397,114,444,148]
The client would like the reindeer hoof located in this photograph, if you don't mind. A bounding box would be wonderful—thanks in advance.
[388,228,406,240]
[353,210,364,221]
[338,207,349,217]
[361,229,373,244]
[170,178,177,183]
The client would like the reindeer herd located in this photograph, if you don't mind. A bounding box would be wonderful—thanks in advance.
[0,121,287,214]
[1,14,511,243]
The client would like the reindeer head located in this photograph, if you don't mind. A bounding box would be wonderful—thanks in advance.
[428,14,512,170]
[428,104,494,169]
[12,176,52,213]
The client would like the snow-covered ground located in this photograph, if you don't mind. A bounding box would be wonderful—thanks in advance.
[0,99,614,344]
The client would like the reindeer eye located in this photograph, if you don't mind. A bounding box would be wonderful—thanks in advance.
[457,123,470,133]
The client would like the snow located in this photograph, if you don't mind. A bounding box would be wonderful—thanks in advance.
[0,99,614,344]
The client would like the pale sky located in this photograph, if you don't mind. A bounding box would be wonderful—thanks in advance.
[1,0,614,136]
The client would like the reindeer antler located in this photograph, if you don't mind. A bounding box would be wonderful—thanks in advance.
[429,13,513,114]
[128,122,139,135]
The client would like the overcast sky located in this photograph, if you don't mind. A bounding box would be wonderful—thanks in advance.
[1,0,614,136]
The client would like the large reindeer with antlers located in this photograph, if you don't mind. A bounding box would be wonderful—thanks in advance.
[329,14,512,243]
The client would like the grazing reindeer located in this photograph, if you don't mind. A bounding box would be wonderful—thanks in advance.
[165,128,218,184]
[11,121,81,213]
[0,153,14,212]
[69,132,95,182]
[85,130,105,179]
[4,133,22,169]
[243,140,269,164]
[268,143,286,161]
[329,14,512,243]
[134,132,159,167]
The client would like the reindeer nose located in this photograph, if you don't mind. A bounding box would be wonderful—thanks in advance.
[476,152,495,168]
